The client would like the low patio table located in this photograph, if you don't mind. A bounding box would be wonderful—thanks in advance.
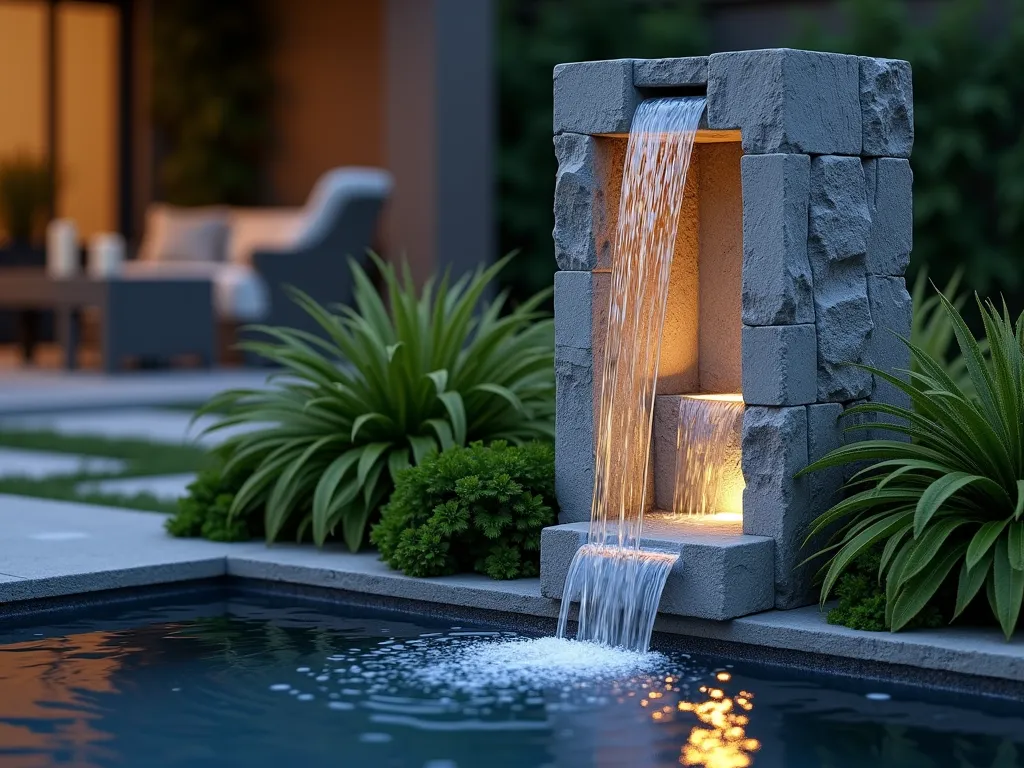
[0,268,215,372]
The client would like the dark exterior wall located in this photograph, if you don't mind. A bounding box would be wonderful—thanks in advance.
[385,0,495,282]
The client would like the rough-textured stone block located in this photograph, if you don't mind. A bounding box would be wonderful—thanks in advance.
[806,156,874,402]
[553,134,598,270]
[815,287,874,402]
[740,154,815,326]
[554,271,593,349]
[554,59,639,135]
[555,346,594,524]
[809,156,872,265]
[633,57,709,88]
[742,406,811,608]
[540,520,775,620]
[860,57,913,158]
[864,158,913,276]
[866,275,913,415]
[708,49,861,155]
[742,324,818,406]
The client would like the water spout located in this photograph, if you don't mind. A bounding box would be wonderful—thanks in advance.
[557,96,706,651]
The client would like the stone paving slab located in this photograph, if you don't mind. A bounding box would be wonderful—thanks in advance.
[0,369,272,415]
[0,408,266,447]
[0,447,127,479]
[0,495,230,602]
[1,494,1023,684]
[76,473,196,501]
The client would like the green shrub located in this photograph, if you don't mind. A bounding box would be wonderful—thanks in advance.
[166,460,261,542]
[201,254,555,551]
[826,549,943,632]
[802,291,1024,638]
[372,441,556,580]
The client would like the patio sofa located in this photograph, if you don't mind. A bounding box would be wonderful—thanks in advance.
[124,167,393,345]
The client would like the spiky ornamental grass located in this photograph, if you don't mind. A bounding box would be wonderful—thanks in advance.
[802,292,1024,639]
[198,253,555,551]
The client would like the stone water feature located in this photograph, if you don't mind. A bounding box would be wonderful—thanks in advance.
[541,49,914,622]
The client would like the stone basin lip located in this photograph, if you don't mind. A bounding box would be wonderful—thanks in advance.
[1,494,1023,699]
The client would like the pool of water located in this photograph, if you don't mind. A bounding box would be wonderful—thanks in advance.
[0,589,1022,768]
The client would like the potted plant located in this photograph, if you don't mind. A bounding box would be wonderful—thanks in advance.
[0,152,54,352]
[0,151,52,263]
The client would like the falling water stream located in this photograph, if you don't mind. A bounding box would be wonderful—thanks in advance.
[557,96,707,652]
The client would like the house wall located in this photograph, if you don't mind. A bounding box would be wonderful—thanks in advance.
[266,0,385,207]
[56,2,119,239]
[0,1,49,241]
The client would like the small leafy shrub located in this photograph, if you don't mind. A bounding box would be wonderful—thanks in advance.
[371,441,556,580]
[201,254,554,551]
[166,459,262,542]
[826,549,942,632]
[803,292,1024,638]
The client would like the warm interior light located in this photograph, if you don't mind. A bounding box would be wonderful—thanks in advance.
[682,393,744,403]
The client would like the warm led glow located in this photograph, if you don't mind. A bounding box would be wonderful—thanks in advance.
[682,393,744,403]
[720,484,744,517]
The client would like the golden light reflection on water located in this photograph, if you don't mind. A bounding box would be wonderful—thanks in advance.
[623,670,762,768]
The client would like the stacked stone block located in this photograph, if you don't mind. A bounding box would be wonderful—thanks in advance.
[551,50,914,611]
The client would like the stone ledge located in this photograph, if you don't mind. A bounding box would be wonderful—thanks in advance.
[2,495,1022,686]
[540,520,775,621]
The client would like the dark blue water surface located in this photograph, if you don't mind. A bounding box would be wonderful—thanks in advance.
[0,590,1022,768]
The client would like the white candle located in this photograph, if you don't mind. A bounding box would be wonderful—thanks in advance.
[88,233,126,278]
[46,219,78,278]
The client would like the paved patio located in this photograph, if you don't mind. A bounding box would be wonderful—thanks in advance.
[0,447,126,479]
[0,368,271,415]
[1,494,1022,687]
[0,407,264,447]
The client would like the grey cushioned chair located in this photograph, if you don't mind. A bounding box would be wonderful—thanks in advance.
[250,168,393,339]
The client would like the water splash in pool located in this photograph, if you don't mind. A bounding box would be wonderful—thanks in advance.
[557,96,706,652]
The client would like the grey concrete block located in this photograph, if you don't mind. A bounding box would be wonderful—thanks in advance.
[815,284,875,402]
[864,157,913,276]
[742,324,818,406]
[553,134,599,270]
[555,345,595,524]
[742,406,811,608]
[740,153,815,326]
[860,57,914,158]
[708,49,861,155]
[554,59,639,135]
[809,156,871,266]
[540,520,775,620]
[866,275,912,414]
[554,271,593,349]
[633,56,709,88]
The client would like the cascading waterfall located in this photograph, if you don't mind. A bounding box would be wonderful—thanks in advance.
[557,96,707,652]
